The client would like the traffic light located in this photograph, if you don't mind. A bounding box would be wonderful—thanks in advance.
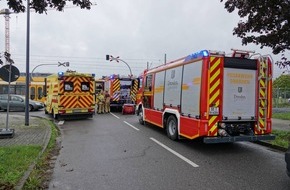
[106,55,110,60]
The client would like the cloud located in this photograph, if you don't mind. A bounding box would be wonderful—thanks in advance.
[0,0,286,78]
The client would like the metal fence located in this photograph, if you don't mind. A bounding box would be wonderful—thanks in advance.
[273,88,290,108]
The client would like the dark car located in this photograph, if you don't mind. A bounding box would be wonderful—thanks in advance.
[286,145,290,177]
[0,94,44,111]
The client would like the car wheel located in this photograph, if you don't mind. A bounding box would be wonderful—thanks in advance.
[166,115,178,140]
[29,105,33,112]
[138,107,145,125]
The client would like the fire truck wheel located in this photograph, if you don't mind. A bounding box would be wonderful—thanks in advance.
[166,115,178,140]
[138,108,145,125]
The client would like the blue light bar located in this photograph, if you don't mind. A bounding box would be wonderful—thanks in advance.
[58,72,64,77]
[184,50,209,62]
[92,73,95,77]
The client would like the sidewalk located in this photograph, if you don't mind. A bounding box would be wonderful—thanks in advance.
[0,113,51,147]
[0,113,52,189]
[272,118,290,131]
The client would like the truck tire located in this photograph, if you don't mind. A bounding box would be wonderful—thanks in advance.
[44,109,48,114]
[166,115,178,140]
[138,108,145,125]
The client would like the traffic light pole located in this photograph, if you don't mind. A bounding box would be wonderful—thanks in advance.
[106,55,132,77]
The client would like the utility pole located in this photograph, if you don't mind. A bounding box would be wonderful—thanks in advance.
[25,0,30,126]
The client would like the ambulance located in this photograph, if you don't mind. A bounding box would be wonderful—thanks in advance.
[44,70,96,119]
[136,49,275,143]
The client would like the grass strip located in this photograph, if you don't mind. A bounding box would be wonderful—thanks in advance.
[22,120,60,190]
[0,145,42,188]
[272,112,290,120]
[270,130,290,149]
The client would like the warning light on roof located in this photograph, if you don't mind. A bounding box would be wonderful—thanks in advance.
[184,50,209,62]
[58,72,64,77]
[202,50,209,57]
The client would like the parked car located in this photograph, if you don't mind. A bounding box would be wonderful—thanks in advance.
[0,94,44,111]
[286,145,290,177]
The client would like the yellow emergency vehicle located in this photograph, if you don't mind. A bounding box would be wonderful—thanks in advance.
[44,70,96,119]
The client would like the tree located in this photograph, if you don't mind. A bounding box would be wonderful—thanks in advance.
[5,0,93,14]
[220,0,290,68]
[273,74,290,99]
[273,74,290,89]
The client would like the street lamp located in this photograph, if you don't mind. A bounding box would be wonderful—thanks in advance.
[106,55,132,77]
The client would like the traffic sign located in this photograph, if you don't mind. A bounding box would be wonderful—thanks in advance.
[0,64,20,82]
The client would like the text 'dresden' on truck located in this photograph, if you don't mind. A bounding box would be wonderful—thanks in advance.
[136,49,275,143]
[44,70,96,120]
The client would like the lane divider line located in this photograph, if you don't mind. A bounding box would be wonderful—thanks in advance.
[123,121,140,131]
[150,137,199,168]
[110,113,120,119]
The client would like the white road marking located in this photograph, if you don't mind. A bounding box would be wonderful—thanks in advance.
[58,120,65,125]
[150,137,199,168]
[110,113,120,119]
[124,121,140,131]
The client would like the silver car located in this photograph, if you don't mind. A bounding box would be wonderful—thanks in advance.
[0,94,44,111]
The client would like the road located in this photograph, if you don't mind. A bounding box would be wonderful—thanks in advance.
[40,112,290,190]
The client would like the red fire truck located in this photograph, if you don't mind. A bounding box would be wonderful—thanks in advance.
[101,74,139,111]
[136,49,275,143]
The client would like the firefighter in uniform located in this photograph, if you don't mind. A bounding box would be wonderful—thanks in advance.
[104,90,111,113]
[97,91,105,114]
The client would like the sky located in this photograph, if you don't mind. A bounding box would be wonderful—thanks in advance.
[0,0,287,79]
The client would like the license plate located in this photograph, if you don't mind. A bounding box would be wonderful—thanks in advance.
[209,107,219,115]
[73,109,82,113]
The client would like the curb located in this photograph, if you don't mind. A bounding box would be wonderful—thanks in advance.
[254,141,288,152]
[15,117,53,190]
